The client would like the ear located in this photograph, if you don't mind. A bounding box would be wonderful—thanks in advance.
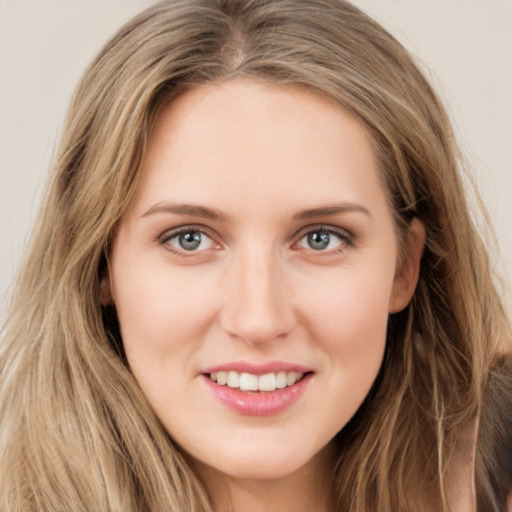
[389,218,426,314]
[100,271,114,306]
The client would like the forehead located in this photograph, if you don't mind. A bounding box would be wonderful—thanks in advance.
[128,79,389,221]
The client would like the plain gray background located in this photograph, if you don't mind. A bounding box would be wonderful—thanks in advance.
[1,0,511,316]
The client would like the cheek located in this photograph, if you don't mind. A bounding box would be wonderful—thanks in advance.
[303,268,392,425]
[300,265,394,352]
[110,255,219,363]
[109,259,222,420]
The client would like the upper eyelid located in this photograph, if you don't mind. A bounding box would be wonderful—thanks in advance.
[158,224,217,242]
[292,224,354,241]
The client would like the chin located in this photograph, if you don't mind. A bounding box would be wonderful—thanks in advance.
[190,441,326,482]
[222,461,301,481]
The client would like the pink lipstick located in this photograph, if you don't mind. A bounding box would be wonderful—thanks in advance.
[201,361,313,416]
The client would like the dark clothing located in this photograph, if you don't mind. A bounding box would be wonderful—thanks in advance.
[477,354,512,511]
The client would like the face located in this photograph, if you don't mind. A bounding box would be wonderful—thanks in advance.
[107,79,421,483]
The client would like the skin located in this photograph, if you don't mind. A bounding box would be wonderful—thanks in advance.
[106,79,425,512]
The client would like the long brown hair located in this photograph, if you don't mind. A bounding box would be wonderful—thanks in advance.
[1,1,509,510]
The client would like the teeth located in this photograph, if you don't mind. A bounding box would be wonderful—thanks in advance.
[227,371,240,388]
[287,371,300,386]
[258,372,276,391]
[209,370,305,391]
[276,371,287,389]
[239,372,259,391]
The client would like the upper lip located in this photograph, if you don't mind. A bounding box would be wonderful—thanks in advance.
[202,360,313,376]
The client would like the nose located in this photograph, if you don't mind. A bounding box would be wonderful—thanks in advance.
[220,249,296,345]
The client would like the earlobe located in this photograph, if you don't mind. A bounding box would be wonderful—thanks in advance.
[389,218,426,314]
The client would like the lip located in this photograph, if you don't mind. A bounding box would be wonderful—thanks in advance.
[201,364,313,416]
[202,360,312,376]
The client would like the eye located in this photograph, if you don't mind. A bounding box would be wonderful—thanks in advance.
[160,228,216,253]
[296,227,351,252]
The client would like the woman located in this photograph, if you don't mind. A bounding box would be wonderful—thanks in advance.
[0,1,510,511]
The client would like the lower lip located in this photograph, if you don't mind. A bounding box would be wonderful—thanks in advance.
[202,373,312,416]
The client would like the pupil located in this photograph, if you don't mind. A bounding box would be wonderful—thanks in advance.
[308,231,330,250]
[179,231,202,250]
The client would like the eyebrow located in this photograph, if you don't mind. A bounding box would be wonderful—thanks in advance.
[141,202,371,222]
[293,204,371,220]
[141,202,226,221]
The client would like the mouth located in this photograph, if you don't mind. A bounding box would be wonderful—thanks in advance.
[201,365,313,416]
[207,370,307,392]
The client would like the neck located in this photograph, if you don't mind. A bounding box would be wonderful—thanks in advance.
[191,447,333,512]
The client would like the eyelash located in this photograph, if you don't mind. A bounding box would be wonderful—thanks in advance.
[157,224,354,257]
[157,225,218,256]
[294,225,354,256]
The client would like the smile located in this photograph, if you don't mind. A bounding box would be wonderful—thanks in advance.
[209,371,305,392]
[202,364,313,416]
